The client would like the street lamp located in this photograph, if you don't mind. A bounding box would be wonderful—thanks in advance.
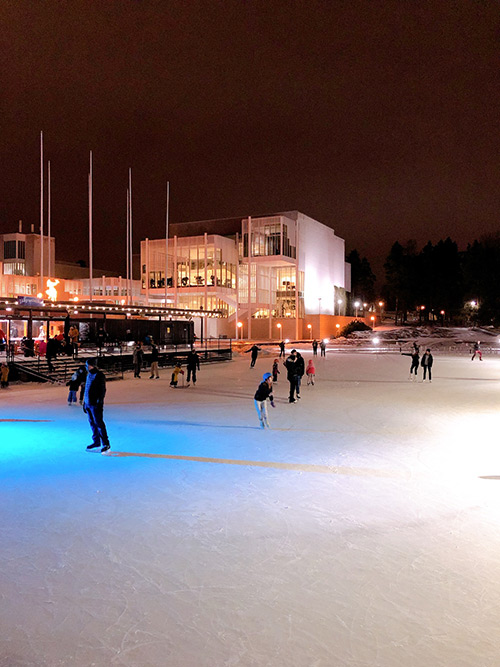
[354,300,360,318]
[277,322,282,339]
[318,297,322,316]
[337,299,342,316]
[237,321,243,340]
[335,323,341,337]
[370,315,375,329]
[307,323,312,339]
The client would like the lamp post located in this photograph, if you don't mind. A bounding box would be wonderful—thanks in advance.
[237,321,243,340]
[354,300,360,318]
[277,322,282,340]
[337,299,342,316]
[318,297,322,316]
[307,323,312,339]
[335,323,340,337]
[370,315,375,329]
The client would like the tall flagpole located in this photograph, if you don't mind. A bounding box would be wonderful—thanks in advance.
[89,151,93,303]
[128,168,133,305]
[165,180,170,307]
[47,160,51,278]
[40,131,44,294]
[126,187,130,305]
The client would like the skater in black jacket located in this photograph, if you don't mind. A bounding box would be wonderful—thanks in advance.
[83,359,110,453]
[284,349,299,402]
[421,349,433,381]
[295,351,305,398]
[186,348,200,385]
[254,372,275,428]
[402,350,419,380]
[247,344,261,368]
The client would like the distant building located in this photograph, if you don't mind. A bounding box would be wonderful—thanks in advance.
[141,211,351,340]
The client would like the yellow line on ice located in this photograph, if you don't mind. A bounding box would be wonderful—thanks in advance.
[107,451,401,477]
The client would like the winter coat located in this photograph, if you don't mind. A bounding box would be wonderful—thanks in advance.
[254,381,273,402]
[402,352,419,365]
[1,366,9,382]
[421,352,433,368]
[250,345,260,359]
[295,354,305,377]
[187,351,200,370]
[83,368,106,406]
[133,347,144,365]
[150,345,159,362]
[284,355,298,380]
[306,361,315,375]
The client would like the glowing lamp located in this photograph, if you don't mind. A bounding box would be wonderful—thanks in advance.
[373,337,380,344]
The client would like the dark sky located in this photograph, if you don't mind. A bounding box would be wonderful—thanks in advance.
[1,0,500,280]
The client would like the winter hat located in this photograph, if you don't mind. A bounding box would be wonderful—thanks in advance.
[263,372,272,380]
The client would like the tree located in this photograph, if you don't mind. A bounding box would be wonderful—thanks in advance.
[346,249,376,307]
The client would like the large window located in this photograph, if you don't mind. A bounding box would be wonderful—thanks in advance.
[4,241,16,259]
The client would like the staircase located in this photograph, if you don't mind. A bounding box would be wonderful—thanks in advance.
[10,356,121,384]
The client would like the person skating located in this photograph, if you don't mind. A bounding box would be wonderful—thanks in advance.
[170,362,184,387]
[272,358,280,383]
[1,362,9,389]
[186,347,200,385]
[254,372,275,428]
[279,341,285,358]
[471,341,482,361]
[402,349,419,380]
[149,341,160,379]
[295,351,305,398]
[83,358,110,453]
[77,364,87,404]
[66,369,81,405]
[320,339,326,357]
[284,349,299,403]
[46,336,58,373]
[421,348,433,382]
[133,342,144,378]
[306,359,315,385]
[312,339,318,356]
[248,344,261,368]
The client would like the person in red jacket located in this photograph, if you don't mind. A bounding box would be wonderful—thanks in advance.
[306,359,316,385]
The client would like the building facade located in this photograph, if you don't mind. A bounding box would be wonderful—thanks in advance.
[140,211,351,340]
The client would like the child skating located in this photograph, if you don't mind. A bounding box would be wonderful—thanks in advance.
[306,359,315,385]
[272,359,280,382]
[170,363,184,387]
[254,372,275,429]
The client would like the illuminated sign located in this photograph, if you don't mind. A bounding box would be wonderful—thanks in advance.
[45,279,59,302]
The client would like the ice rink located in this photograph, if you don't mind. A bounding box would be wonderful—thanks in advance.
[2,347,500,666]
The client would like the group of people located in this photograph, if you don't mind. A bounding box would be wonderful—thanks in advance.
[401,342,433,381]
[132,341,201,386]
[253,347,317,428]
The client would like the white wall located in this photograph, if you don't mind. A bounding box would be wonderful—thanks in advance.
[295,213,346,316]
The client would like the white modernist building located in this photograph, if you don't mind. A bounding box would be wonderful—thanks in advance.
[141,211,351,340]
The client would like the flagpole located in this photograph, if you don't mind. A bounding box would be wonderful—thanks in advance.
[47,159,51,278]
[126,187,130,305]
[40,131,44,294]
[128,168,133,305]
[165,180,170,308]
[89,151,93,303]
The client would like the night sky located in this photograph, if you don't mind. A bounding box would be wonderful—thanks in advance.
[1,1,500,280]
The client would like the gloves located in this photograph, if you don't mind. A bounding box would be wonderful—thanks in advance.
[270,401,275,408]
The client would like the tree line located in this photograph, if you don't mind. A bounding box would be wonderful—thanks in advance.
[348,234,500,325]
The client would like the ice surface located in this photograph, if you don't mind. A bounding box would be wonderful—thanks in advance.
[2,347,500,666]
